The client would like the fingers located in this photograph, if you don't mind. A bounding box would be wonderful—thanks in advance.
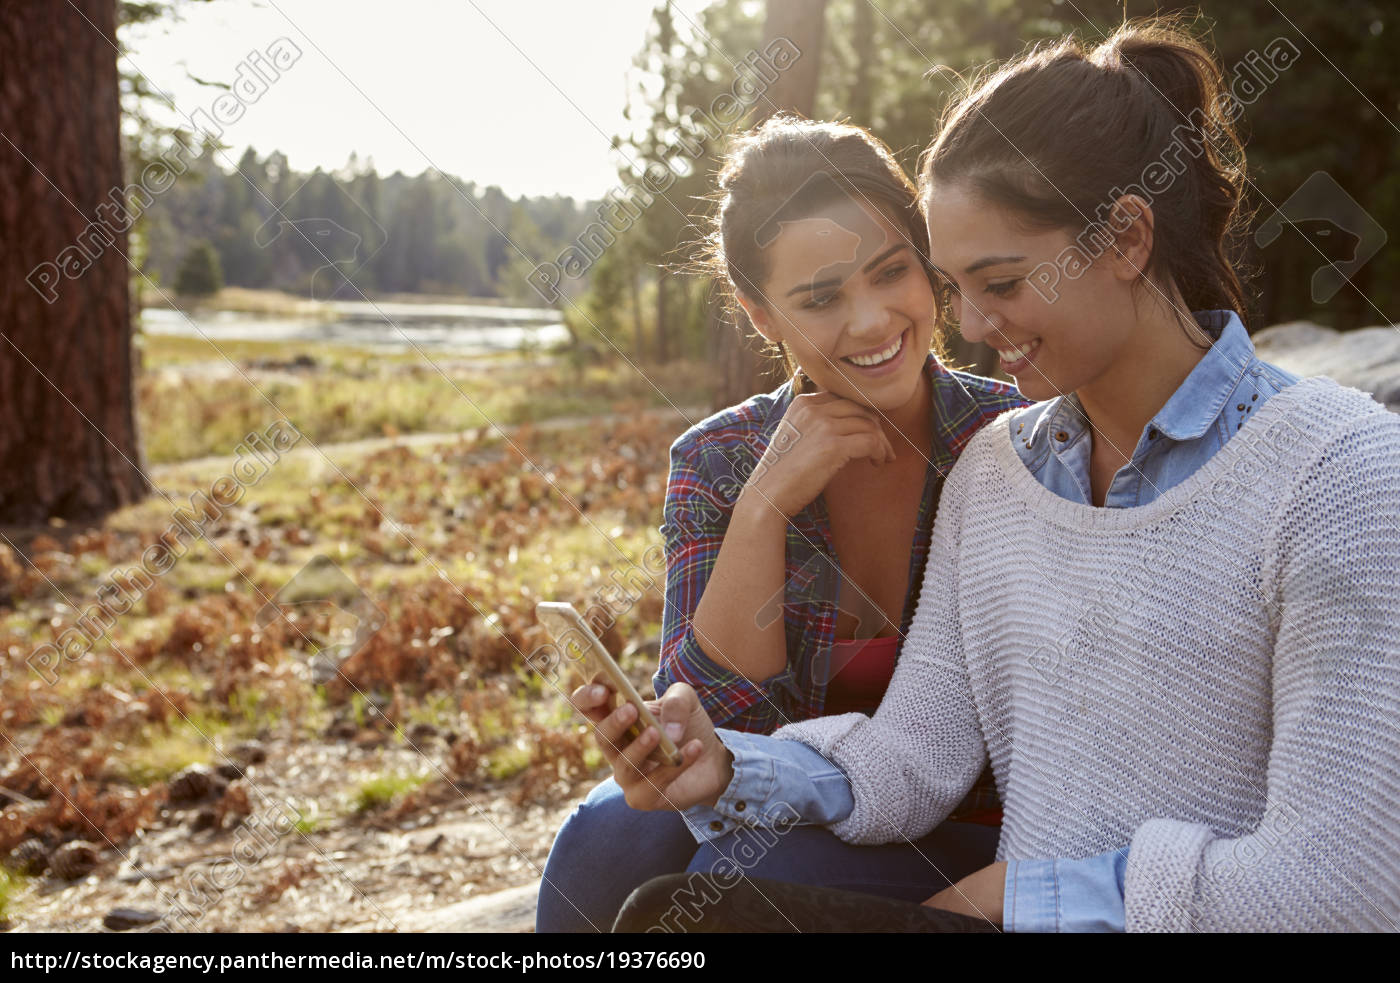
[568,681,614,724]
[797,393,881,419]
[835,429,895,469]
[592,699,642,765]
[615,717,665,779]
[814,407,896,463]
[658,682,700,736]
[616,724,710,810]
[657,692,690,723]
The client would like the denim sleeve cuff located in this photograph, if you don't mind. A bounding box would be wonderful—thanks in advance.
[679,728,776,843]
[1004,847,1129,933]
[678,729,853,843]
[1004,858,1059,933]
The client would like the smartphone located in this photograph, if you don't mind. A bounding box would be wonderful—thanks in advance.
[534,601,684,767]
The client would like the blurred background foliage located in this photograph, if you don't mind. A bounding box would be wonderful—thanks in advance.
[119,2,1398,371]
[574,0,1399,369]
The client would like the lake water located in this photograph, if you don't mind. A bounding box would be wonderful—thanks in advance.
[140,300,571,356]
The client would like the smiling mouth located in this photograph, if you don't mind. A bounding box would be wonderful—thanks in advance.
[995,338,1040,367]
[842,329,906,368]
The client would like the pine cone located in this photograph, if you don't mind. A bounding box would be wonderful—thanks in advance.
[49,840,99,881]
[168,765,226,803]
[215,763,244,782]
[4,838,49,876]
[229,741,267,767]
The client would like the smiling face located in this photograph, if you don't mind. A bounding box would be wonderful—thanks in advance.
[741,196,936,412]
[923,180,1144,403]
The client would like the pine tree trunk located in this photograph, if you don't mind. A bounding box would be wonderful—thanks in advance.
[0,0,149,523]
[711,0,828,410]
[656,270,669,364]
[630,270,645,359]
[849,0,875,125]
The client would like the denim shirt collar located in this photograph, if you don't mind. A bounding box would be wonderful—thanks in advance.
[1148,310,1254,441]
[1028,309,1252,452]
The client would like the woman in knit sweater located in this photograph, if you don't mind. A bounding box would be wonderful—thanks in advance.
[590,18,1400,932]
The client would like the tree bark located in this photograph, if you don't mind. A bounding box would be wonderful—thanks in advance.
[849,0,875,125]
[711,0,828,410]
[655,270,669,364]
[0,0,149,523]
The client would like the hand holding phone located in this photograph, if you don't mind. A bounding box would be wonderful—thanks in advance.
[576,677,734,812]
[535,602,732,809]
[535,602,683,766]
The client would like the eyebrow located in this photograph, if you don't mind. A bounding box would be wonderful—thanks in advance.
[784,244,910,297]
[964,254,1027,274]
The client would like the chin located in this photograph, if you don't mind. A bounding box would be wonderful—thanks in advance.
[1009,373,1062,403]
[863,367,922,408]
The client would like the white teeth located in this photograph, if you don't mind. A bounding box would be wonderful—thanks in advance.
[846,334,903,367]
[997,340,1039,362]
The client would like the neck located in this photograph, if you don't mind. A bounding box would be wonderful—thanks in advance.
[1076,297,1212,464]
[882,358,935,456]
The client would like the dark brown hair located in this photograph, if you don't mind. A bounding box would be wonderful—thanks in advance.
[697,114,947,390]
[920,17,1251,335]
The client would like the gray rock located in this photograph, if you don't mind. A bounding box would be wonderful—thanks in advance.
[1253,322,1400,411]
[379,882,539,933]
[117,865,178,884]
[103,908,163,931]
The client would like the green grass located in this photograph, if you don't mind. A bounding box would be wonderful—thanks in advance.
[484,743,533,781]
[399,693,457,736]
[349,771,431,813]
[136,333,713,465]
[0,868,26,924]
[290,803,324,835]
[110,719,219,786]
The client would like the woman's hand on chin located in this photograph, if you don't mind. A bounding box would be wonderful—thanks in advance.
[569,680,732,812]
[745,391,897,518]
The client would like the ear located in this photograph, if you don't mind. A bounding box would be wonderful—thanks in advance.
[1104,193,1155,283]
[736,291,780,345]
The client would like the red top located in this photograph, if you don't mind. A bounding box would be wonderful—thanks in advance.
[821,634,1003,826]
[822,635,900,716]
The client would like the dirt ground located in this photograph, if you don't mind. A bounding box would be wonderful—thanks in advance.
[4,733,598,933]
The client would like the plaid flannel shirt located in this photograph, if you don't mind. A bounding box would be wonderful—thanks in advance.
[652,355,1026,820]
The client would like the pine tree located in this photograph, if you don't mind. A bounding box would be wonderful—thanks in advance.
[174,240,224,296]
[0,0,150,521]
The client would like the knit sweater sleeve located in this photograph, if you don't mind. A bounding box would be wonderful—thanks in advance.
[766,458,988,845]
[1124,407,1400,931]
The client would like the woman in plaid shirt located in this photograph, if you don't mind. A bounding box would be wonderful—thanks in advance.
[536,115,1025,933]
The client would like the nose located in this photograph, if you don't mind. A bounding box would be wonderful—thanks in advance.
[957,297,1006,347]
[847,292,895,343]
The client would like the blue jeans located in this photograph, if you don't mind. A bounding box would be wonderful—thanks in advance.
[536,776,1002,932]
[537,777,701,933]
[685,819,1000,902]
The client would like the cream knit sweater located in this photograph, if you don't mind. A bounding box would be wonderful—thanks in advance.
[772,377,1400,931]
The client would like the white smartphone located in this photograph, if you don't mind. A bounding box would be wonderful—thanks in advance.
[534,601,684,767]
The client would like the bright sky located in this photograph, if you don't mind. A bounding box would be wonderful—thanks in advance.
[122,0,716,200]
